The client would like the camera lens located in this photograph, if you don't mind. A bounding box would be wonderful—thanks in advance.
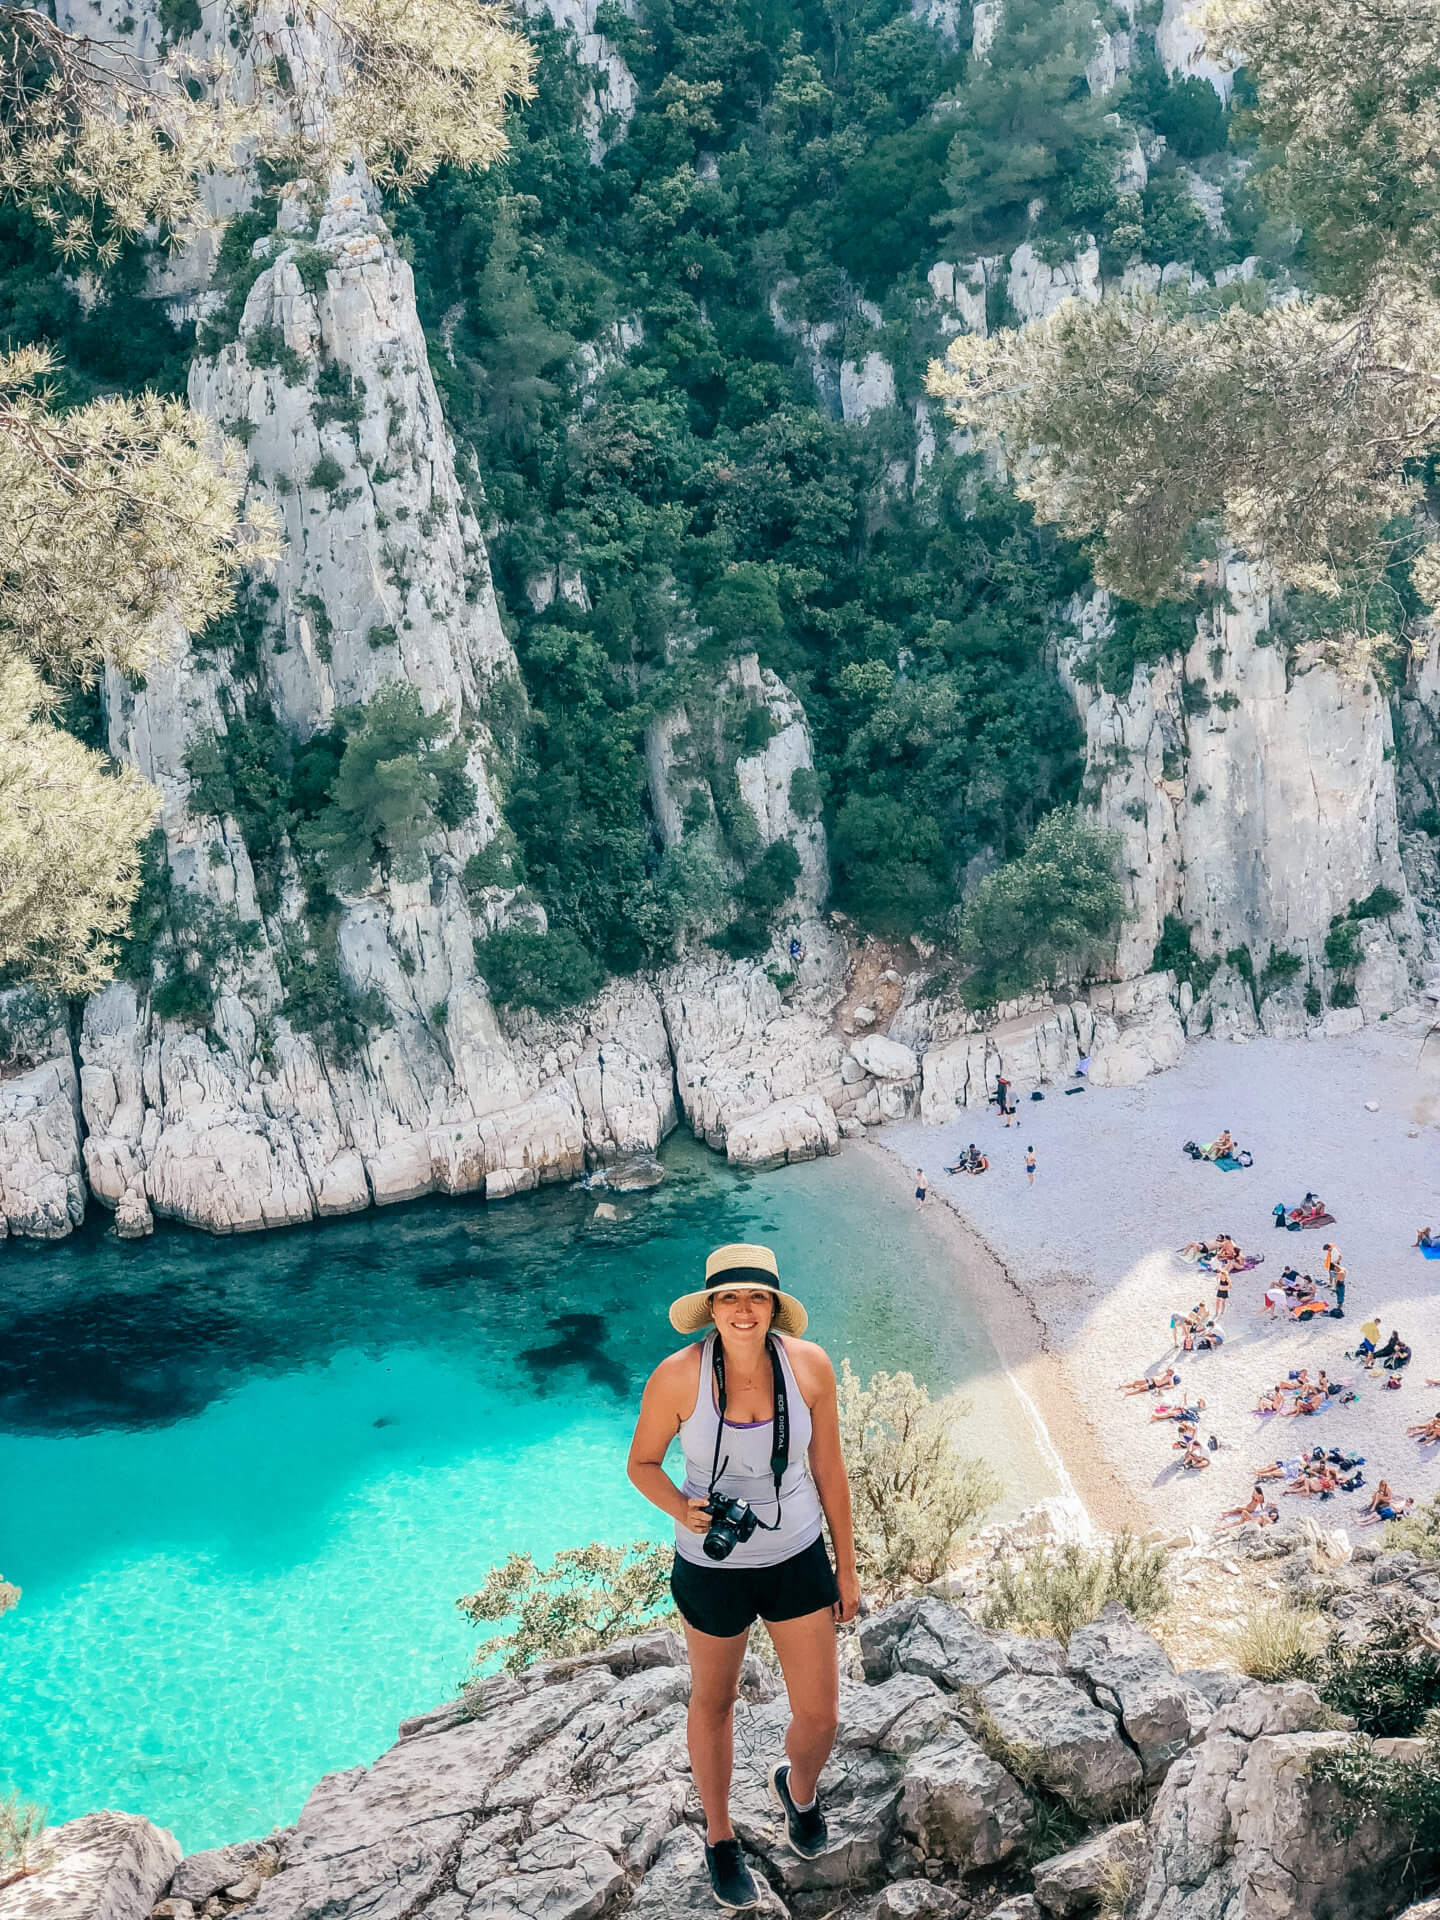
[703,1525,735,1561]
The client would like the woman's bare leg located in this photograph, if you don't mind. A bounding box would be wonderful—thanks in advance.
[681,1619,750,1842]
[764,1607,840,1806]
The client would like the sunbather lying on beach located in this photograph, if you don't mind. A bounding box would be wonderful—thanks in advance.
[1357,1480,1414,1525]
[1286,1461,1339,1496]
[1407,1413,1440,1443]
[1254,1455,1305,1481]
[1193,1321,1225,1351]
[1151,1400,1206,1422]
[1285,1385,1329,1415]
[1118,1368,1180,1395]
[1217,1485,1267,1526]
[1417,1229,1438,1248]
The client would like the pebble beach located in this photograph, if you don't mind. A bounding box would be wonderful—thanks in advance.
[879,1020,1440,1537]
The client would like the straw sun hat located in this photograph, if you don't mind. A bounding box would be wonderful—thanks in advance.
[668,1242,808,1337]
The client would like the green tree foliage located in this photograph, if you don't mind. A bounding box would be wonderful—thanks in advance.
[939,0,1121,252]
[473,923,606,1014]
[932,0,1440,666]
[837,1362,1000,1599]
[981,1533,1170,1645]
[0,1793,53,1880]
[457,1541,674,1676]
[393,0,1091,974]
[957,806,1127,1005]
[298,683,476,892]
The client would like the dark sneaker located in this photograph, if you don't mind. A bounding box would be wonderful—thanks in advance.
[768,1761,828,1857]
[704,1838,759,1909]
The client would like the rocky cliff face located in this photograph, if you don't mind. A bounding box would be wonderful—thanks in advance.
[10,1520,1440,1920]
[1061,561,1423,1038]
[2,0,1436,1244]
[39,129,843,1239]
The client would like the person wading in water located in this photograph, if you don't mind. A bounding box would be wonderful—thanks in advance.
[628,1243,860,1908]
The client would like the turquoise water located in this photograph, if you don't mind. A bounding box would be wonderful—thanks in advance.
[0,1137,1054,1851]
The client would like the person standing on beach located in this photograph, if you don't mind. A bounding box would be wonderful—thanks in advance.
[1332,1264,1346,1315]
[1025,1146,1036,1187]
[914,1168,927,1207]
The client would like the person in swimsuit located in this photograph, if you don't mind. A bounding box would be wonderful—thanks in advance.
[628,1244,859,1910]
[1214,1271,1231,1317]
[914,1168,927,1206]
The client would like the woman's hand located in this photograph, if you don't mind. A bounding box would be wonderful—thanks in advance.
[682,1496,711,1534]
[832,1564,861,1624]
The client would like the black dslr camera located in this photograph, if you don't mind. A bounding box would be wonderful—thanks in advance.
[701,1491,760,1561]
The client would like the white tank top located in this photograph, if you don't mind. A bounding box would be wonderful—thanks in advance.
[673,1332,825,1569]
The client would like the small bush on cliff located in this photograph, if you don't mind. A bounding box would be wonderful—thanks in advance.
[0,1794,54,1881]
[957,808,1127,1007]
[474,924,605,1014]
[1386,1493,1440,1564]
[981,1533,1169,1645]
[298,683,475,892]
[1310,1725,1440,1900]
[457,1541,674,1678]
[1230,1602,1323,1682]
[1317,1617,1440,1737]
[839,1363,1000,1600]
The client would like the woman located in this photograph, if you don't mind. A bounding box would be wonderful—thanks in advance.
[627,1243,860,1910]
[1358,1480,1413,1525]
[1218,1485,1268,1527]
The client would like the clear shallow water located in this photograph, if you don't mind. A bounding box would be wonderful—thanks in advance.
[1,1137,1055,1851]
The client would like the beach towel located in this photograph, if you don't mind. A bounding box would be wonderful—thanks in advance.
[1421,1244,1440,1260]
[1230,1253,1264,1272]
[1215,1155,1244,1172]
[1289,1212,1335,1229]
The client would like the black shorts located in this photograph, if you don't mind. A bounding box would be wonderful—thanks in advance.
[670,1535,839,1639]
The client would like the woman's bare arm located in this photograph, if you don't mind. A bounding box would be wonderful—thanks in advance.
[790,1341,860,1621]
[627,1350,709,1534]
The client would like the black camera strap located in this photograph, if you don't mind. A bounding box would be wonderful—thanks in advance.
[706,1331,789,1528]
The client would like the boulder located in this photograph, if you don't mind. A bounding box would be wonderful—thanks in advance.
[605,1155,664,1191]
[868,1883,965,1918]
[1133,1683,1415,1919]
[849,1035,919,1082]
[0,1810,181,1920]
[170,1840,276,1905]
[988,1899,1043,1920]
[725,1093,840,1168]
[626,1827,788,1916]
[1065,1603,1194,1783]
[1032,1820,1144,1914]
[892,1598,1013,1694]
[980,1671,1144,1815]
[730,1691,904,1893]
[898,1730,1032,1867]
[859,1596,928,1680]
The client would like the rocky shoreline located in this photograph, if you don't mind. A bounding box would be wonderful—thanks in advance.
[5,1515,1439,1920]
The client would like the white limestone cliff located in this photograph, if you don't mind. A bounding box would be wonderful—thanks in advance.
[0,993,85,1241]
[1059,560,1422,1023]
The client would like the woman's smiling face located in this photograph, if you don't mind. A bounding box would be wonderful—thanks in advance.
[709,1287,777,1337]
